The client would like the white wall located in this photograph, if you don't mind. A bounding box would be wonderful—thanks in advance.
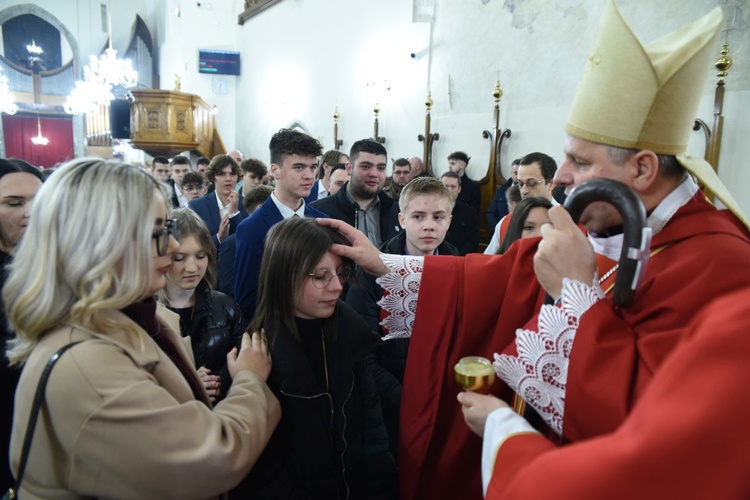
[156,0,241,150]
[233,0,750,214]
[2,0,749,216]
[234,0,430,162]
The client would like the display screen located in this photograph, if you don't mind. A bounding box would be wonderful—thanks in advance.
[199,49,240,76]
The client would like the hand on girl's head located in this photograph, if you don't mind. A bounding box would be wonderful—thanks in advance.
[316,218,388,276]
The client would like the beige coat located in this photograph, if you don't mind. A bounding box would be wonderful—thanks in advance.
[10,306,280,500]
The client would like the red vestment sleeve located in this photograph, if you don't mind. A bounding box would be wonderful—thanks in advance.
[399,239,545,500]
[563,207,750,442]
[487,288,750,499]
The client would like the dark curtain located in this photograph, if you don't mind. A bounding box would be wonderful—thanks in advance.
[2,114,74,168]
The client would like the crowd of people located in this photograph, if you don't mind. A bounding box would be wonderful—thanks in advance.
[2,1,750,498]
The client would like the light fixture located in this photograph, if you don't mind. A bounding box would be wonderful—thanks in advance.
[64,0,138,115]
[0,68,17,115]
[26,40,43,55]
[31,115,49,146]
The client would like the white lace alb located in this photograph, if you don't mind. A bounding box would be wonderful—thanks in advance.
[493,277,605,436]
[376,254,424,340]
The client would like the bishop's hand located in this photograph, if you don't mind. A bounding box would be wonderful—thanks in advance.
[534,206,596,301]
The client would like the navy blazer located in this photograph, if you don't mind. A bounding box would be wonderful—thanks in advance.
[234,198,328,319]
[188,192,249,248]
[217,233,237,298]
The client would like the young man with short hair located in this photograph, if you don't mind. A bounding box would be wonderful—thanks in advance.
[150,156,170,183]
[311,139,400,247]
[169,156,192,208]
[346,177,458,381]
[180,171,207,202]
[240,158,268,196]
[447,151,481,213]
[188,155,248,248]
[196,156,213,193]
[196,157,210,178]
[440,171,480,255]
[327,163,349,197]
[304,149,348,204]
[234,129,327,318]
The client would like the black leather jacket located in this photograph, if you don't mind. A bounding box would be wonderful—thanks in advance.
[170,282,245,401]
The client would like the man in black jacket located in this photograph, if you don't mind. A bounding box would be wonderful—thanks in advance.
[311,139,401,247]
[441,171,479,255]
[346,177,458,383]
[447,151,481,214]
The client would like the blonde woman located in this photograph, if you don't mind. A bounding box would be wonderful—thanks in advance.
[5,159,280,499]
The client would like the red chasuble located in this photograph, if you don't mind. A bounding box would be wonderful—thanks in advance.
[398,193,750,500]
[487,287,750,499]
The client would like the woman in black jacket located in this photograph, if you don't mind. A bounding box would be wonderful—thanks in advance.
[159,208,245,403]
[233,217,398,499]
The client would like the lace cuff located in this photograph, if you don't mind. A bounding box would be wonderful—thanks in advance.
[493,277,605,436]
[376,254,424,340]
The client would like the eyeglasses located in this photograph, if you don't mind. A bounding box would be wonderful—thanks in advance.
[153,218,176,256]
[514,179,548,189]
[181,184,204,192]
[308,267,352,288]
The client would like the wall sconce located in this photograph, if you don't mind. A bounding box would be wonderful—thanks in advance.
[333,106,343,149]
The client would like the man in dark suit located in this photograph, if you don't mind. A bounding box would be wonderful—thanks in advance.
[234,129,327,318]
[195,156,214,194]
[440,171,480,255]
[167,155,192,208]
[447,151,481,214]
[150,156,170,184]
[311,139,401,248]
[187,154,248,249]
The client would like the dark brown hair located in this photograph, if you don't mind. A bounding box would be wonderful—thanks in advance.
[250,217,351,341]
[206,154,242,183]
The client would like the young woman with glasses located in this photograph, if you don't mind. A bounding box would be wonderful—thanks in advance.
[232,216,399,499]
[158,208,245,403]
[4,159,280,498]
